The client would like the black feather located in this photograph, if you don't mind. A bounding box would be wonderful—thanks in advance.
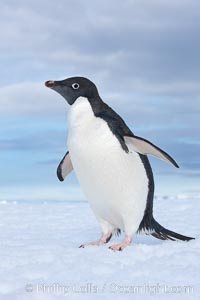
[138,217,194,241]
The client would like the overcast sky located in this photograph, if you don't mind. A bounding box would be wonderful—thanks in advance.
[0,0,200,200]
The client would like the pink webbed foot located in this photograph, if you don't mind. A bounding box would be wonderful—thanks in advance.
[109,236,132,251]
[79,232,112,248]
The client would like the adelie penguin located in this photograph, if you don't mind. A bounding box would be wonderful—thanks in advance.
[45,77,194,251]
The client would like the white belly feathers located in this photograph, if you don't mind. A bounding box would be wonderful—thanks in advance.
[67,97,148,235]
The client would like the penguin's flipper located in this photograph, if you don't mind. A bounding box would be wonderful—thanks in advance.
[124,135,179,168]
[57,151,73,181]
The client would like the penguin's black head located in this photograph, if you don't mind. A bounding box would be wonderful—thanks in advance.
[45,76,99,105]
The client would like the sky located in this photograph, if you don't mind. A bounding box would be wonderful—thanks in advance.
[0,0,200,201]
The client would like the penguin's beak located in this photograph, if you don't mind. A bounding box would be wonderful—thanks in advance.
[45,80,55,88]
[44,79,74,105]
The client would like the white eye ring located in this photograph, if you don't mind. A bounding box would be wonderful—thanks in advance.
[72,83,80,90]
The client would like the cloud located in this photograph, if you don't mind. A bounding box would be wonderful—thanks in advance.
[0,82,67,116]
[0,184,86,202]
[0,0,199,195]
[0,0,200,92]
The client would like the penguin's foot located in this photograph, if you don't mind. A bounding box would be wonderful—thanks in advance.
[109,235,132,251]
[79,232,112,248]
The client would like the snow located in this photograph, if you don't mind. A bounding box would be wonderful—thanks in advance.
[0,195,199,300]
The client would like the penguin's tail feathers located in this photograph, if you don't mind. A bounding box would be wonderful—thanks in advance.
[151,218,194,241]
[138,217,195,241]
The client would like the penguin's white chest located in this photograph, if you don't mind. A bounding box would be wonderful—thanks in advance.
[67,97,148,234]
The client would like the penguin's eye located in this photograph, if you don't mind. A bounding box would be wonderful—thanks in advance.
[72,83,80,90]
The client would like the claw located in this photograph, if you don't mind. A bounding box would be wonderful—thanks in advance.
[108,235,132,251]
[79,232,113,248]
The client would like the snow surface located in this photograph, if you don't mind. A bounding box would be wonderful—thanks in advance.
[0,195,199,300]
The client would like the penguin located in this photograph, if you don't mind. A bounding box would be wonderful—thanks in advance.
[45,77,194,251]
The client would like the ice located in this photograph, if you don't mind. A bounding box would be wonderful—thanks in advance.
[0,195,199,300]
